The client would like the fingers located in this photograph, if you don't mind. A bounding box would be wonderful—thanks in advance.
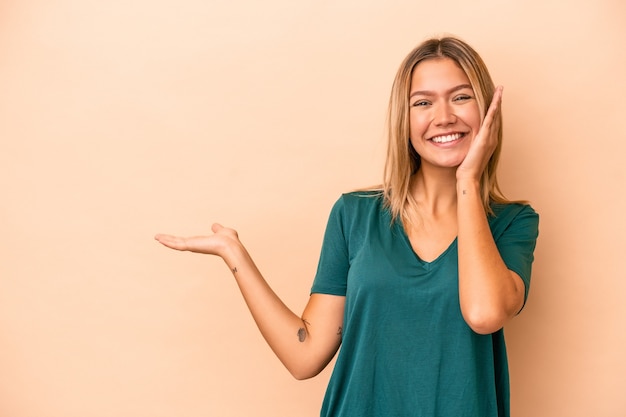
[155,224,239,255]
[154,234,188,251]
[457,86,503,181]
[212,223,239,239]
[482,86,503,129]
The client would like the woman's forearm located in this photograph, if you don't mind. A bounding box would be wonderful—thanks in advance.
[456,179,524,334]
[221,243,332,378]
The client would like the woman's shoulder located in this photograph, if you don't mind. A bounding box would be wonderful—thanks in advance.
[490,201,538,219]
[326,190,387,222]
[336,189,385,209]
[341,189,384,199]
[489,202,539,238]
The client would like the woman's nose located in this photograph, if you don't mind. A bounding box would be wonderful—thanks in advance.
[434,103,456,126]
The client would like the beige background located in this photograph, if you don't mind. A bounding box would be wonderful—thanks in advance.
[1,1,624,416]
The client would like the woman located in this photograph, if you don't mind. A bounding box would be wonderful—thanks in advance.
[155,36,539,417]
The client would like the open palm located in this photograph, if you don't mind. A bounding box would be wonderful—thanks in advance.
[154,223,240,257]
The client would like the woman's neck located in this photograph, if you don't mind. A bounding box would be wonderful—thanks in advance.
[410,166,458,216]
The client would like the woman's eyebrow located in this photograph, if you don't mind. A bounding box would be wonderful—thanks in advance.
[409,83,473,99]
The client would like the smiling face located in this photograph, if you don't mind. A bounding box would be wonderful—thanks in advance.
[408,57,481,172]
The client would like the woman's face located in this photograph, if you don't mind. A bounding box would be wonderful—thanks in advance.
[408,57,481,171]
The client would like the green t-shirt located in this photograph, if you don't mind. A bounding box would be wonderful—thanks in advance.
[311,192,539,417]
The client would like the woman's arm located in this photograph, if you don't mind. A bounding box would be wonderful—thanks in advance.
[155,224,344,379]
[456,180,525,334]
[455,86,525,335]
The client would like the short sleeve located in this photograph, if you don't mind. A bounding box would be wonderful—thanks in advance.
[310,196,350,296]
[491,204,540,306]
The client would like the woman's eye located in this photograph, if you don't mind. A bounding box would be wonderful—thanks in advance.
[412,100,429,107]
[453,95,472,102]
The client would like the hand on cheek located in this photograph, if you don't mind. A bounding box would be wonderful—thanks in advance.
[456,86,503,182]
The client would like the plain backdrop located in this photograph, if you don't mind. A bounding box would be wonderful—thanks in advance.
[1,1,625,416]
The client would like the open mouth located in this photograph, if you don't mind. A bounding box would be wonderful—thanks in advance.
[430,132,466,144]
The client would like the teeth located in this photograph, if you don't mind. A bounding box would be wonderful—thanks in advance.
[431,133,462,143]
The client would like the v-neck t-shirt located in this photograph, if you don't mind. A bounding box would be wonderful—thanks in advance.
[311,191,539,417]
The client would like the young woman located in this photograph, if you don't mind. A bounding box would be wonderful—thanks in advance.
[155,36,539,417]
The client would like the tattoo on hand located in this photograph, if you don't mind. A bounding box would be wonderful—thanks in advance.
[231,267,237,274]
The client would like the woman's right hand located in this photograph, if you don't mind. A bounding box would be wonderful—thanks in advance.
[154,222,345,379]
[154,223,240,258]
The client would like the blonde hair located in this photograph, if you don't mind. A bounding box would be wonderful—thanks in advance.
[382,36,511,224]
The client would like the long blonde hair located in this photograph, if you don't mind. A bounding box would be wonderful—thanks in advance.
[382,36,510,224]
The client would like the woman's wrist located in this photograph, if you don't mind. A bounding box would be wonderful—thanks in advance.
[456,178,480,196]
[221,238,251,276]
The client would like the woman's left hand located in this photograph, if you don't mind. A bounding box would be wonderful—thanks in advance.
[456,86,503,182]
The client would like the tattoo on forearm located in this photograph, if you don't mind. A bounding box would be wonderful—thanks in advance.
[462,190,467,195]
